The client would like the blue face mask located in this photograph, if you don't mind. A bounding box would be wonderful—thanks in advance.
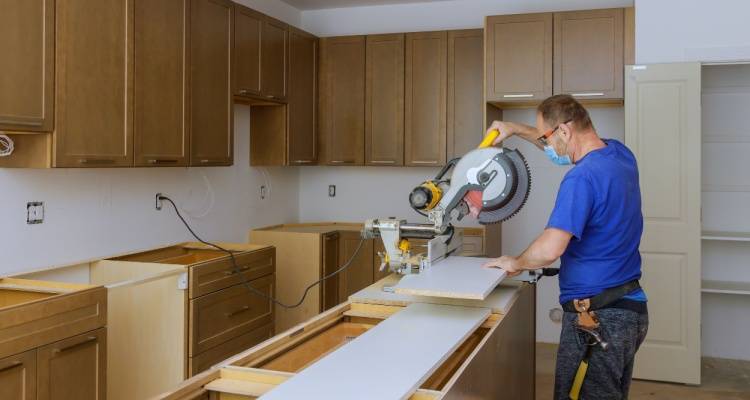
[544,145,572,166]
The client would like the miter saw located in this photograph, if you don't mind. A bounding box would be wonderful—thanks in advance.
[363,130,531,275]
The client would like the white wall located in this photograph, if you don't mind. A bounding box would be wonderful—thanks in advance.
[0,105,300,276]
[302,0,632,36]
[634,0,750,64]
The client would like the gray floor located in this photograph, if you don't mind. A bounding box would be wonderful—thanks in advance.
[536,343,750,400]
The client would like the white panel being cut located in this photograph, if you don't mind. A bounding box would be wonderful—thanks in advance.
[260,303,490,400]
[392,256,506,300]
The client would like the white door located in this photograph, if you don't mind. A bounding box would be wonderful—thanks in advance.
[625,63,702,384]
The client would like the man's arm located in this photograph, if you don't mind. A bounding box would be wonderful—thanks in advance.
[483,228,572,276]
[486,120,544,150]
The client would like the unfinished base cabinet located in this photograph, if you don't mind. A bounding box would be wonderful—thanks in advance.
[37,328,107,400]
[0,278,107,400]
[0,350,36,400]
[18,242,275,400]
[157,282,535,400]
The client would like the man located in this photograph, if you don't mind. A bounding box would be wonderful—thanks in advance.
[482,95,649,400]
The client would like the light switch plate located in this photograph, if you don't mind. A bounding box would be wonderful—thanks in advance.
[27,201,44,224]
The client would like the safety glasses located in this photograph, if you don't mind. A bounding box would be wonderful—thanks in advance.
[536,119,572,147]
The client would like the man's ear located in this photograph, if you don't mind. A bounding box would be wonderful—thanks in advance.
[558,122,573,143]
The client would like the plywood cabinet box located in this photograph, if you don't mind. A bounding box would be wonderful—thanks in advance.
[17,242,275,400]
[0,278,107,400]
[156,279,535,400]
[250,222,498,333]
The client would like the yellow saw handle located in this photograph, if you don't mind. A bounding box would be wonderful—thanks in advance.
[478,129,500,149]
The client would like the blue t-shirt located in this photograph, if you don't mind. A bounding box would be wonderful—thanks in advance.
[547,139,646,304]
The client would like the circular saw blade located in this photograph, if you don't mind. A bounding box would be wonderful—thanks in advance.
[478,148,531,225]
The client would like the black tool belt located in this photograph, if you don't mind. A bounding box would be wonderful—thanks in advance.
[562,280,641,313]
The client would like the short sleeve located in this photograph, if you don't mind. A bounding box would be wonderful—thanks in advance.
[547,176,594,240]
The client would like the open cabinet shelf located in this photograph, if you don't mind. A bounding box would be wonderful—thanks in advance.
[701,279,750,296]
[701,231,750,242]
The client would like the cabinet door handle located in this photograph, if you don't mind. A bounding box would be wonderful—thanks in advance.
[502,94,534,98]
[225,305,251,318]
[78,158,115,165]
[224,265,251,276]
[330,160,354,164]
[411,160,438,165]
[54,336,98,353]
[370,160,396,164]
[293,160,313,164]
[239,89,252,95]
[571,92,605,97]
[266,95,275,99]
[147,159,179,164]
[0,361,21,373]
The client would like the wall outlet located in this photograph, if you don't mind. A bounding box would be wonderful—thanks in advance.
[328,185,336,197]
[260,185,267,200]
[155,193,163,210]
[27,202,44,224]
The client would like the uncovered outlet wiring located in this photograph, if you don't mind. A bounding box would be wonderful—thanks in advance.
[159,194,364,309]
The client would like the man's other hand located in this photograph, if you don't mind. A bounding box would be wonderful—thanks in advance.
[487,121,514,145]
[483,255,523,277]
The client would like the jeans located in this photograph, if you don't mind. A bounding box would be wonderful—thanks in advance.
[553,308,649,400]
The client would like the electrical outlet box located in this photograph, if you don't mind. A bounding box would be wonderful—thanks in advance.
[328,185,336,197]
[155,193,164,210]
[260,185,267,200]
[27,202,44,224]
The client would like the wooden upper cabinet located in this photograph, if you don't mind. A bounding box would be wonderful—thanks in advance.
[55,0,133,167]
[190,0,234,166]
[0,0,53,133]
[485,13,552,104]
[447,29,484,159]
[319,36,366,165]
[0,350,36,400]
[365,34,405,166]
[234,5,263,97]
[134,0,190,167]
[37,328,106,400]
[261,17,288,101]
[554,8,624,100]
[405,31,447,166]
[288,27,318,165]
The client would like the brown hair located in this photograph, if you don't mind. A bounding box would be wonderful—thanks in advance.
[537,94,593,131]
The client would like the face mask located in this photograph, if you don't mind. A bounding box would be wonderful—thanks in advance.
[544,145,572,166]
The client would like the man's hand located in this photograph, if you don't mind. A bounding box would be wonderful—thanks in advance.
[483,255,523,277]
[486,121,515,145]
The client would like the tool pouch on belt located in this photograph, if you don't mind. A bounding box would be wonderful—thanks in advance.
[573,299,599,329]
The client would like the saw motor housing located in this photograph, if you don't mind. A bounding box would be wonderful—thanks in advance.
[363,145,530,275]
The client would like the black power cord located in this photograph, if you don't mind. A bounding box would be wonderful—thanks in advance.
[159,195,365,309]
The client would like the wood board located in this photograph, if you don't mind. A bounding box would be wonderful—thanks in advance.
[350,274,520,314]
[392,256,506,300]
[259,303,490,400]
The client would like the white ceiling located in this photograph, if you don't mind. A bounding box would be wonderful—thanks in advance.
[281,0,453,10]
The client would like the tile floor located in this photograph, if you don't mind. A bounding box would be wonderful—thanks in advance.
[535,343,750,400]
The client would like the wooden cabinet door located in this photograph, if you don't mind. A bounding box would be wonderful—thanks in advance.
[0,0,53,132]
[37,328,106,400]
[134,0,189,167]
[554,9,624,100]
[287,27,318,165]
[485,13,552,104]
[365,34,404,166]
[319,36,366,165]
[405,31,447,166]
[321,232,340,311]
[190,0,233,166]
[234,5,263,97]
[338,233,374,299]
[447,29,483,159]
[261,17,288,101]
[55,0,133,167]
[0,350,36,400]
